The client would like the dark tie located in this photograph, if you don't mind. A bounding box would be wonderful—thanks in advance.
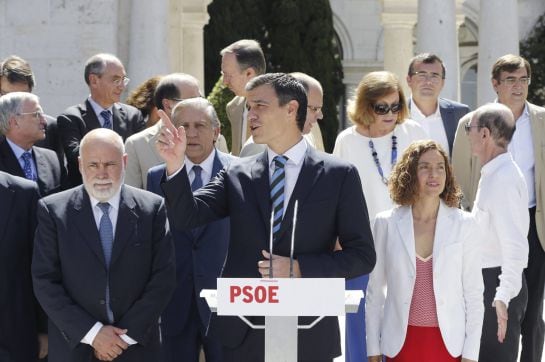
[191,165,203,191]
[97,202,114,323]
[100,110,112,129]
[270,155,288,241]
[21,152,36,181]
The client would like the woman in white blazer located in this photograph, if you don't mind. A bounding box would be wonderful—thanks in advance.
[366,140,484,362]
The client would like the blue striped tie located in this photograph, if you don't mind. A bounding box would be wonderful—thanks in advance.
[100,110,112,129]
[191,165,203,191]
[270,155,288,242]
[98,202,114,323]
[21,152,36,181]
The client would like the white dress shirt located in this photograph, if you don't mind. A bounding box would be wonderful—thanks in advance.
[80,188,137,346]
[410,100,450,155]
[267,137,307,211]
[185,149,216,185]
[5,137,37,179]
[472,152,529,307]
[507,104,536,207]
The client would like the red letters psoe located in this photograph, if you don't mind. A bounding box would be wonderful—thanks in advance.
[218,278,344,316]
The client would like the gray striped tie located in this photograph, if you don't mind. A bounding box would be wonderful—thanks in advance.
[98,202,114,323]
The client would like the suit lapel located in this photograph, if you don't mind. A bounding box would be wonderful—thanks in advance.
[396,207,416,273]
[251,150,272,229]
[110,186,138,266]
[33,147,50,195]
[439,99,456,151]
[276,147,324,241]
[0,177,15,242]
[112,104,128,138]
[530,103,544,197]
[74,187,107,268]
[82,100,102,131]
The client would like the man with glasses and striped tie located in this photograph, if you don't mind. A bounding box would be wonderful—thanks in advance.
[156,72,376,362]
[57,53,145,188]
[0,91,66,197]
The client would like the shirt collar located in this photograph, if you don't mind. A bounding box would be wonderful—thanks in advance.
[88,186,122,212]
[267,137,307,168]
[185,149,216,176]
[88,96,114,116]
[409,97,440,119]
[6,137,31,156]
[481,152,513,176]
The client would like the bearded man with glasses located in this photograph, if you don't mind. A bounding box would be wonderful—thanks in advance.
[57,53,146,187]
[453,54,545,362]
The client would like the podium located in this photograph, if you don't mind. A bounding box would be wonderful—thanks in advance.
[200,278,363,362]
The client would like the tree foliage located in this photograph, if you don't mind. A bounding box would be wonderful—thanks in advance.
[520,12,545,106]
[207,77,234,150]
[204,0,344,151]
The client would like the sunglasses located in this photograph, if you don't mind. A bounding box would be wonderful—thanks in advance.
[372,103,402,115]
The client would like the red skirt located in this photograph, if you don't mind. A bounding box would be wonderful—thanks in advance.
[386,325,461,362]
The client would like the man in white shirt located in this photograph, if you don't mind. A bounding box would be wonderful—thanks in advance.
[32,128,175,361]
[465,103,529,362]
[407,53,469,157]
[452,54,545,362]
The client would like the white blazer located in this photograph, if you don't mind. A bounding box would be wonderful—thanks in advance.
[365,202,484,361]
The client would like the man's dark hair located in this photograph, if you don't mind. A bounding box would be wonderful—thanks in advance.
[221,39,266,75]
[0,55,35,91]
[491,54,531,81]
[246,73,307,131]
[83,53,122,85]
[153,73,199,111]
[408,53,446,79]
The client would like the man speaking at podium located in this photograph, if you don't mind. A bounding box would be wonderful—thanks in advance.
[156,73,376,361]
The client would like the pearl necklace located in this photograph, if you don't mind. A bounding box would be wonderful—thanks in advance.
[368,134,397,185]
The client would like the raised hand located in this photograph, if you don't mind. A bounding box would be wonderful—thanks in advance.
[155,109,187,176]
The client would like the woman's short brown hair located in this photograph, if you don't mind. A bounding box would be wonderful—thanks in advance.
[347,71,409,127]
[389,140,461,207]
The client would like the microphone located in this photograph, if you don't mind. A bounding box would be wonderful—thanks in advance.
[289,200,298,278]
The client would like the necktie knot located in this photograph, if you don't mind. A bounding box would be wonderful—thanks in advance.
[98,202,110,215]
[273,155,288,169]
[100,110,112,129]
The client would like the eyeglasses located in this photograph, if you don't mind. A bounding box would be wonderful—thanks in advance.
[372,103,402,115]
[307,105,322,113]
[499,77,531,86]
[411,71,444,84]
[112,76,130,87]
[16,110,45,119]
[168,98,184,102]
[464,121,481,135]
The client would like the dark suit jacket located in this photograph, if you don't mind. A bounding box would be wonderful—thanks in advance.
[162,147,376,360]
[57,100,145,187]
[35,114,65,169]
[147,150,232,337]
[32,185,176,362]
[409,98,470,156]
[0,171,42,362]
[0,136,67,197]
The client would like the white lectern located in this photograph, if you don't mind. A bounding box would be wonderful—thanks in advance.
[200,278,363,362]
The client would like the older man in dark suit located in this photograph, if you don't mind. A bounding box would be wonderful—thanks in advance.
[57,53,145,187]
[156,73,376,361]
[0,92,66,196]
[32,128,175,362]
[147,98,232,362]
[0,171,46,361]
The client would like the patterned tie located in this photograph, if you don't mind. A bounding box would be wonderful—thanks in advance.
[21,152,36,181]
[100,110,112,129]
[97,202,114,323]
[270,155,288,241]
[191,165,203,191]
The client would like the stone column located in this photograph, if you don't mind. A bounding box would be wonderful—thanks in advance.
[477,0,519,105]
[381,12,417,96]
[416,0,464,101]
[128,0,169,89]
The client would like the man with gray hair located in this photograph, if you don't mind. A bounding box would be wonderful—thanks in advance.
[465,103,529,361]
[147,97,233,362]
[0,91,66,197]
[124,73,201,189]
[32,128,175,361]
[221,39,266,155]
[57,53,146,188]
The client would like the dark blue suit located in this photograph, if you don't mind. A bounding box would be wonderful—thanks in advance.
[161,146,375,361]
[147,149,233,362]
